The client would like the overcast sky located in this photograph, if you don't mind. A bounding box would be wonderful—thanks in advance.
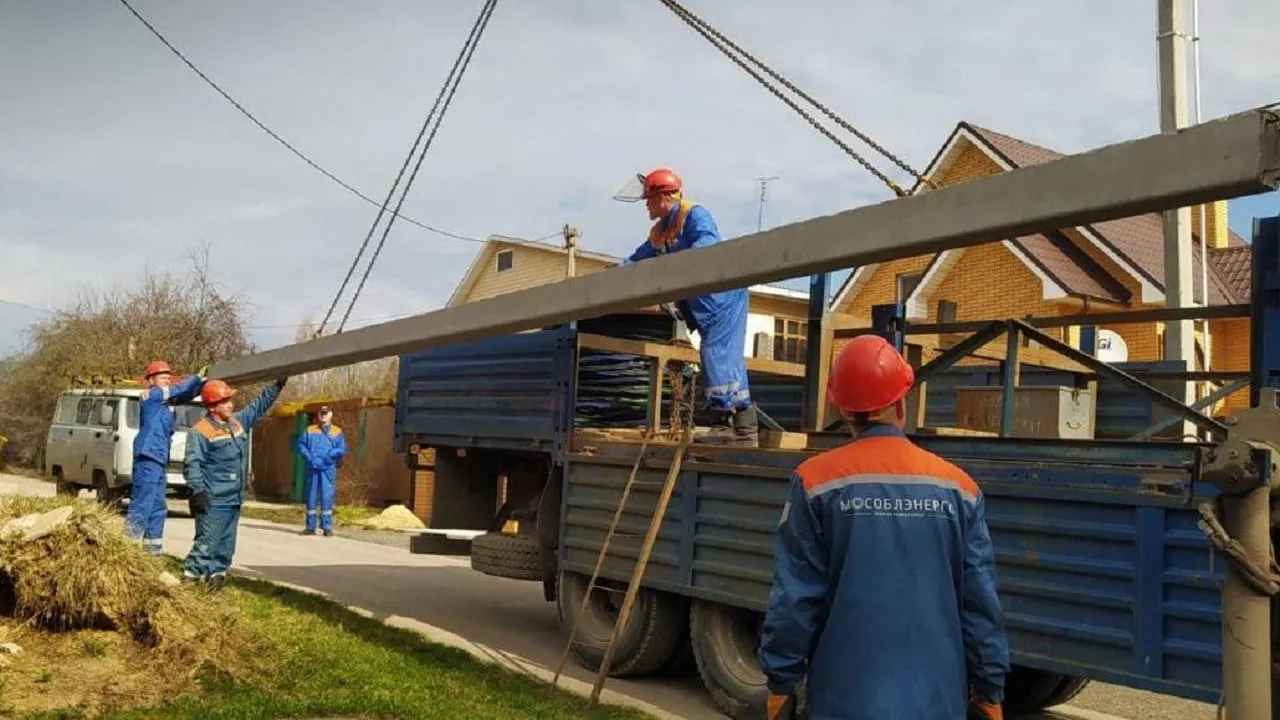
[2,0,1278,357]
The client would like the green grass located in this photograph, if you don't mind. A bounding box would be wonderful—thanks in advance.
[239,503,379,529]
[21,574,650,720]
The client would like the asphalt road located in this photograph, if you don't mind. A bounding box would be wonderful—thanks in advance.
[0,472,1220,719]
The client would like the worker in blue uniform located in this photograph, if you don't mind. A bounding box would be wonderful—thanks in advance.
[759,335,1009,720]
[182,376,287,590]
[297,404,346,536]
[615,167,757,447]
[127,359,206,555]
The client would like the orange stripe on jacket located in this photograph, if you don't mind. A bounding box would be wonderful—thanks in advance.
[797,435,979,500]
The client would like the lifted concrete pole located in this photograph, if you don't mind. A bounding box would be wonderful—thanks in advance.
[1158,0,1197,429]
[208,110,1280,384]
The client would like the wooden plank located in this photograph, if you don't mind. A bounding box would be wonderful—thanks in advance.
[207,110,1280,384]
[759,430,809,450]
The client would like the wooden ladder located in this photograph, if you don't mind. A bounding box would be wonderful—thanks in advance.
[549,424,695,705]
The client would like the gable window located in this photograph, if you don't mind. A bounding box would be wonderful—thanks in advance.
[896,272,923,305]
[773,317,808,363]
[496,250,514,272]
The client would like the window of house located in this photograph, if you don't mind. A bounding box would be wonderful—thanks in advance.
[773,317,808,363]
[936,300,958,322]
[895,272,923,305]
[496,250,514,272]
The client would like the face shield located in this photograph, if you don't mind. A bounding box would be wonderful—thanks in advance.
[611,172,648,203]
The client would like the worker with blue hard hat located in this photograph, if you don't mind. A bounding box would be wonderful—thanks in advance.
[615,167,757,447]
[759,334,1009,719]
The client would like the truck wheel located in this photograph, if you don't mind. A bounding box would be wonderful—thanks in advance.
[470,532,543,581]
[689,600,770,720]
[555,570,685,678]
[1004,666,1087,712]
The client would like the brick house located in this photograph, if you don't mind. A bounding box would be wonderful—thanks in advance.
[827,121,1253,411]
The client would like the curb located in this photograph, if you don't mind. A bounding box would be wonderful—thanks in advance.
[225,568,683,720]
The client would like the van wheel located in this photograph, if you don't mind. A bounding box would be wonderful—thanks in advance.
[689,601,771,720]
[52,468,76,497]
[555,570,685,678]
[93,471,128,511]
[1004,666,1088,712]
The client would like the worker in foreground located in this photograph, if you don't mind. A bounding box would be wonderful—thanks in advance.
[128,359,206,555]
[758,335,1009,719]
[182,376,287,589]
[297,404,347,536]
[614,167,757,447]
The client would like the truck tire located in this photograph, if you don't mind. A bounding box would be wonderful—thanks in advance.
[470,532,542,581]
[689,600,770,720]
[1004,666,1088,712]
[555,570,685,678]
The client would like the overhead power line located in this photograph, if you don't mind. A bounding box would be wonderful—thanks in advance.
[114,0,490,245]
[326,0,501,336]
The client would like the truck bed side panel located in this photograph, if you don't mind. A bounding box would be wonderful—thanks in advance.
[561,437,1223,704]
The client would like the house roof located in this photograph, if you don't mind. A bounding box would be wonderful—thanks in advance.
[448,235,812,307]
[965,122,1250,304]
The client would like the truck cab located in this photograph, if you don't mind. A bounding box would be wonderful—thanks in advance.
[44,386,203,504]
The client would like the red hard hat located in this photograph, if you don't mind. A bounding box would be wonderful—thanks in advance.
[143,360,173,378]
[642,167,682,197]
[827,335,915,414]
[200,379,238,406]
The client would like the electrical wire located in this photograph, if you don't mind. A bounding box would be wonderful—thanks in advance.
[657,0,925,197]
[114,0,488,244]
[334,0,500,334]
[319,0,499,335]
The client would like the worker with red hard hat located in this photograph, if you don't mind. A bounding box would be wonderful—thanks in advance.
[758,334,1009,719]
[181,375,288,590]
[126,359,207,555]
[614,167,757,446]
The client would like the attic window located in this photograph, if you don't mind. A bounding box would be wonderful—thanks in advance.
[496,250,514,272]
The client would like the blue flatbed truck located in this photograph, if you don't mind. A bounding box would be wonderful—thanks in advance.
[394,217,1280,719]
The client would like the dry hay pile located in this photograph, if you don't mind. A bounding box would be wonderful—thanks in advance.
[357,503,426,531]
[0,495,262,713]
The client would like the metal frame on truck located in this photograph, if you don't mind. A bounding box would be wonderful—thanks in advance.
[391,214,1280,719]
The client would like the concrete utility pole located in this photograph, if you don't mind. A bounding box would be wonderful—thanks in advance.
[1157,0,1197,417]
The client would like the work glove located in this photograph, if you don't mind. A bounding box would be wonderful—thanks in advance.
[967,694,1003,720]
[188,492,211,516]
[196,364,209,380]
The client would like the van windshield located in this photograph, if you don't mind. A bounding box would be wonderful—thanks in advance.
[123,400,207,430]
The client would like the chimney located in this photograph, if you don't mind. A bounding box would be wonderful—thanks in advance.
[1192,200,1230,250]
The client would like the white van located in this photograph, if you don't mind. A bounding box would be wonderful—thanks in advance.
[44,386,203,504]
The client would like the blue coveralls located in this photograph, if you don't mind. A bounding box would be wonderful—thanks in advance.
[759,424,1009,719]
[127,374,204,555]
[181,380,284,580]
[297,422,347,534]
[623,199,751,412]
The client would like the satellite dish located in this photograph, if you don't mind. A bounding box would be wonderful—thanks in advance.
[1095,329,1129,363]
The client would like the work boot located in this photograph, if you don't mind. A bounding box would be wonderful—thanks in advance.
[323,529,334,537]
[696,410,738,445]
[207,574,227,592]
[733,404,759,448]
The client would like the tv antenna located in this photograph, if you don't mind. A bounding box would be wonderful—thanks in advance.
[755,175,780,231]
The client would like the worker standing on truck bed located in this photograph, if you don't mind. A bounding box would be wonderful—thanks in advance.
[128,359,206,555]
[297,405,346,536]
[614,167,757,447]
[758,335,1009,720]
[181,376,287,590]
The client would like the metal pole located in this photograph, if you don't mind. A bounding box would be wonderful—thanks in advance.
[1191,0,1212,392]
[802,271,830,430]
[1157,0,1197,436]
[563,224,580,280]
[755,175,779,232]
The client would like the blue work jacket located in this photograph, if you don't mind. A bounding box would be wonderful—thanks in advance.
[758,423,1010,719]
[182,381,284,507]
[133,375,204,465]
[297,422,346,472]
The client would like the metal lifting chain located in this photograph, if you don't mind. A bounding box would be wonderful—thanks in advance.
[657,0,935,197]
[317,0,499,338]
